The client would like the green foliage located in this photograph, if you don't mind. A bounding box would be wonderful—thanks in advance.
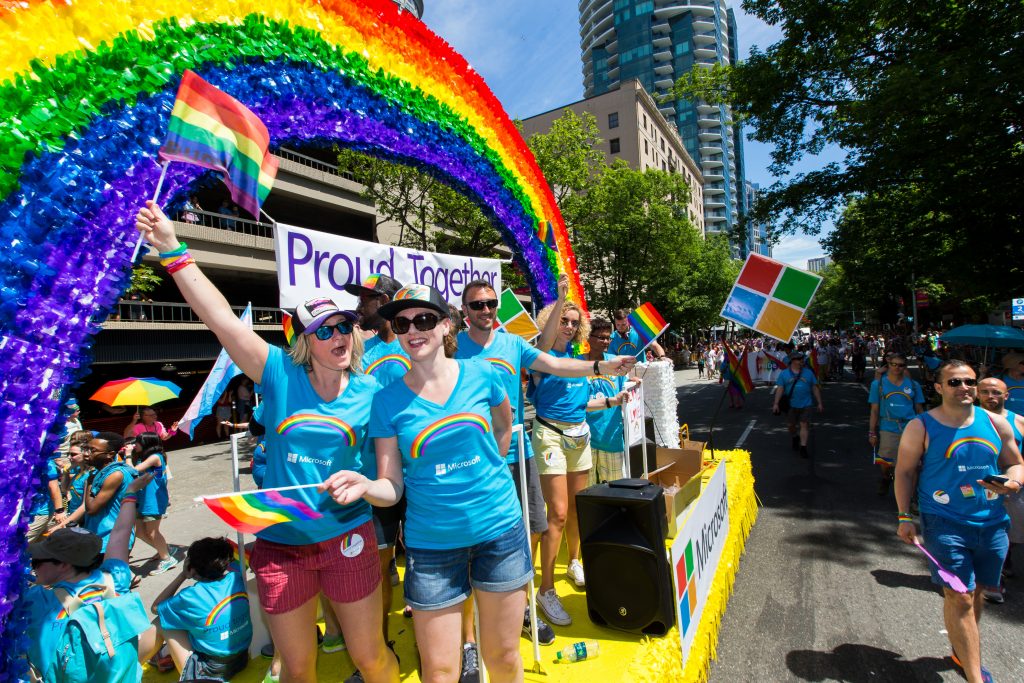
[125,264,161,295]
[667,233,739,333]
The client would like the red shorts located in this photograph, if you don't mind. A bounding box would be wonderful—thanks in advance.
[250,520,381,614]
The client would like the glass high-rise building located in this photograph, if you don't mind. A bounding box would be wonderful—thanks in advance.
[393,0,424,18]
[579,0,747,246]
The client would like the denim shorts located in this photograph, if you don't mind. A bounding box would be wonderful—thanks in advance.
[921,513,1009,591]
[404,518,533,611]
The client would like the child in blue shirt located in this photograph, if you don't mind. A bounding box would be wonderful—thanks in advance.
[132,433,176,574]
[152,537,252,681]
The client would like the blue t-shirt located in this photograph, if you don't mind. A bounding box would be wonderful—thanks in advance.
[136,452,169,517]
[25,558,132,677]
[1007,410,1023,451]
[531,347,590,424]
[775,368,817,409]
[368,359,518,549]
[586,353,628,452]
[257,345,375,545]
[363,334,384,358]
[67,465,88,515]
[82,462,137,551]
[610,328,640,356]
[157,564,252,657]
[917,407,1008,526]
[1001,374,1024,415]
[250,401,266,488]
[868,375,924,433]
[455,329,541,463]
[29,459,61,517]
[362,337,411,389]
[923,355,942,371]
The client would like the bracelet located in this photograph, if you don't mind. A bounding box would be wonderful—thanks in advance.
[604,397,611,409]
[158,242,187,258]
[166,257,196,275]
[161,252,192,269]
[122,494,138,504]
[54,507,65,514]
[897,512,913,523]
[868,431,877,436]
[593,359,601,375]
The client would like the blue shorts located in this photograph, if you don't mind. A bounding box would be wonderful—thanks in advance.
[404,519,533,611]
[920,513,1009,592]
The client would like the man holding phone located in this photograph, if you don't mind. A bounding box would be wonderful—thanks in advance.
[895,361,1024,683]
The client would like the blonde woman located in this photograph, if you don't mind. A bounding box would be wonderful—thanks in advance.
[135,201,398,683]
[530,275,593,626]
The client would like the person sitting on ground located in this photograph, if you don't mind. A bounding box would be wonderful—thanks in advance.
[146,537,252,681]
[131,433,177,575]
[124,406,178,442]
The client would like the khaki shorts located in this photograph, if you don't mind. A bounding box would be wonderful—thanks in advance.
[588,449,626,485]
[877,430,901,465]
[533,419,592,475]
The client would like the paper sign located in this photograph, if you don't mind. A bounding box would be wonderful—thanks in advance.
[623,380,644,447]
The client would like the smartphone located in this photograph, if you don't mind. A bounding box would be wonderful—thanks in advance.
[982,474,1009,485]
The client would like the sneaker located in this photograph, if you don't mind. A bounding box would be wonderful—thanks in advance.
[459,643,480,683]
[260,642,275,658]
[567,559,585,587]
[148,645,174,673]
[263,667,280,683]
[151,556,179,575]
[389,557,400,586]
[799,445,809,459]
[321,632,347,653]
[983,587,1005,604]
[522,607,555,646]
[950,650,995,683]
[536,589,571,626]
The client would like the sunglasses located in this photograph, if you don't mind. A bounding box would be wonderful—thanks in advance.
[466,299,499,311]
[313,321,354,340]
[944,378,977,388]
[393,313,442,335]
[559,318,580,328]
[31,558,59,568]
[591,335,611,342]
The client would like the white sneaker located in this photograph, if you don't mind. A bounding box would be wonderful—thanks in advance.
[536,589,571,626]
[567,559,586,587]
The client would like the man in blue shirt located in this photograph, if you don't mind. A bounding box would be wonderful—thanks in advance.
[869,352,925,495]
[998,352,1024,415]
[610,308,665,359]
[772,353,824,458]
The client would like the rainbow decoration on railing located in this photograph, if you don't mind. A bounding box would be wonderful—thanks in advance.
[0,1,587,665]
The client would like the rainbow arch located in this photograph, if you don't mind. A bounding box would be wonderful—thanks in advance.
[0,0,585,665]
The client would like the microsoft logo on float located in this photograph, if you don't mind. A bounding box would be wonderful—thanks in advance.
[676,540,698,635]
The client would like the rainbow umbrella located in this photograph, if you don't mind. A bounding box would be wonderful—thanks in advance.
[90,377,182,407]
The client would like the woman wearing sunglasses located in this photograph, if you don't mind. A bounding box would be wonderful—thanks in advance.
[135,202,398,683]
[320,283,529,683]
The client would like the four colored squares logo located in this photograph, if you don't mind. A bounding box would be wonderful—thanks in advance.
[720,254,822,343]
[676,540,699,635]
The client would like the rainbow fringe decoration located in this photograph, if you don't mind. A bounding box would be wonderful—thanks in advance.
[159,69,278,217]
[201,487,323,535]
[629,450,758,683]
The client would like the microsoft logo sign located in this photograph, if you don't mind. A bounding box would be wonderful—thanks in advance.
[676,540,698,635]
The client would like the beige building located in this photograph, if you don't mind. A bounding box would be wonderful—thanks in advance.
[520,79,705,236]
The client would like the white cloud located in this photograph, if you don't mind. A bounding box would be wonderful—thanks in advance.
[771,234,827,269]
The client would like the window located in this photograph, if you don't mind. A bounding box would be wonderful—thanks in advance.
[643,113,648,129]
[644,139,649,154]
[610,138,621,154]
[608,112,619,129]
[660,138,665,152]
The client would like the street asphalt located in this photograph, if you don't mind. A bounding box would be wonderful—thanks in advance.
[128,366,1024,682]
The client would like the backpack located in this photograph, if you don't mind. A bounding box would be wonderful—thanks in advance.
[45,573,150,683]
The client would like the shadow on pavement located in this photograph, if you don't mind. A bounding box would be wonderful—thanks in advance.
[786,643,952,682]
[870,568,941,594]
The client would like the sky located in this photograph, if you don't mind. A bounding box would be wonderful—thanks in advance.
[420,0,837,268]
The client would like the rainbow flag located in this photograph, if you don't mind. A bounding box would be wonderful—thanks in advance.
[201,488,323,535]
[537,221,558,252]
[722,342,754,396]
[764,350,788,370]
[808,349,822,380]
[627,302,670,349]
[159,70,278,217]
[281,312,296,347]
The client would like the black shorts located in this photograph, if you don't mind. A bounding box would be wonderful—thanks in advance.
[372,496,406,549]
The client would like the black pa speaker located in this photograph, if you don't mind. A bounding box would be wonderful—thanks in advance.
[576,479,675,636]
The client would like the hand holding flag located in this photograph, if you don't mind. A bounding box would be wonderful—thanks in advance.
[627,302,670,359]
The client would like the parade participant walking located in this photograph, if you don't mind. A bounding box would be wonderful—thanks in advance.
[610,309,666,359]
[135,201,398,683]
[321,283,529,683]
[975,377,1024,604]
[894,361,1024,683]
[997,352,1024,414]
[869,352,925,495]
[131,433,176,574]
[772,353,824,459]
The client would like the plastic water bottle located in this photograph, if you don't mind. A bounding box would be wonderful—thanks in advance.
[556,640,599,663]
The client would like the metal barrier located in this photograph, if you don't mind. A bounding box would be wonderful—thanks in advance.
[109,301,282,325]
[173,208,275,238]
[276,147,357,182]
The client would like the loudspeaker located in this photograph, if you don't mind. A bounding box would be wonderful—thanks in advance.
[576,479,675,636]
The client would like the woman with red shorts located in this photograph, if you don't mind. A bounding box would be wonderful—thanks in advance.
[135,202,398,683]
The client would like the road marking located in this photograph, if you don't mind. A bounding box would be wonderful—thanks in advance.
[860,383,869,393]
[736,419,757,448]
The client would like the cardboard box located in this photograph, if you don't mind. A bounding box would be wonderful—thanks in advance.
[647,447,704,537]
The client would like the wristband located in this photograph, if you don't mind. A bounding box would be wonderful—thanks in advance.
[897,512,913,523]
[122,495,138,504]
[593,359,601,375]
[605,397,611,409]
[166,257,196,275]
[161,252,192,269]
[158,242,187,258]
[54,507,65,514]
[868,431,877,437]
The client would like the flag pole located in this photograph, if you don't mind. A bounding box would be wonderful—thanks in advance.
[130,160,170,263]
[194,482,321,503]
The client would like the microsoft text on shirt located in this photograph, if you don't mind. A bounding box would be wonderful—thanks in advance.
[435,455,482,476]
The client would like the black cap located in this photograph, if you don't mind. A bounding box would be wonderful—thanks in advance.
[29,527,102,566]
[378,284,450,320]
[343,273,403,301]
[291,297,357,336]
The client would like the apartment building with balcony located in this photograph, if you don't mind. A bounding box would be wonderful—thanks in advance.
[520,79,705,236]
[578,0,747,249]
[743,180,771,257]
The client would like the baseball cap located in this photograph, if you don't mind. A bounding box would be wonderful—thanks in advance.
[343,273,403,301]
[66,399,79,411]
[378,284,450,320]
[29,527,101,566]
[291,297,357,336]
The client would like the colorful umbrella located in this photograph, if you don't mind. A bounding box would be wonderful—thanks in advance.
[89,377,182,406]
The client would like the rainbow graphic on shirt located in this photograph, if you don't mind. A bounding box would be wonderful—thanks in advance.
[205,591,249,626]
[945,437,999,459]
[589,375,618,397]
[56,587,107,619]
[276,414,356,446]
[883,390,914,403]
[365,354,412,376]
[486,358,516,376]
[410,413,490,459]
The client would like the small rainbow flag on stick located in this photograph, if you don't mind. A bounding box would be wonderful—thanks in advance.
[159,70,278,218]
[627,302,670,358]
[198,485,323,535]
[722,341,754,396]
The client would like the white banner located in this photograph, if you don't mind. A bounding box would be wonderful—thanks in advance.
[274,224,503,309]
[623,380,645,447]
[671,462,729,666]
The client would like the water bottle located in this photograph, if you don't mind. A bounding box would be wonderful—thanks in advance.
[556,640,599,663]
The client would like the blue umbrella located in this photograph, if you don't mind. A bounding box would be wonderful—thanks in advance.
[939,325,1024,348]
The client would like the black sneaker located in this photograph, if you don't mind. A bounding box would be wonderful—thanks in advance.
[459,643,480,683]
[522,608,556,646]
[791,434,800,451]
[799,445,809,459]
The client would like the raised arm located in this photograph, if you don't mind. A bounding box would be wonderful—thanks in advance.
[135,201,268,384]
[536,274,568,353]
[530,351,636,378]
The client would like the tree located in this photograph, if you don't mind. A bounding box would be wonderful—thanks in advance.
[125,264,161,296]
[667,233,738,334]
[674,0,1024,305]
